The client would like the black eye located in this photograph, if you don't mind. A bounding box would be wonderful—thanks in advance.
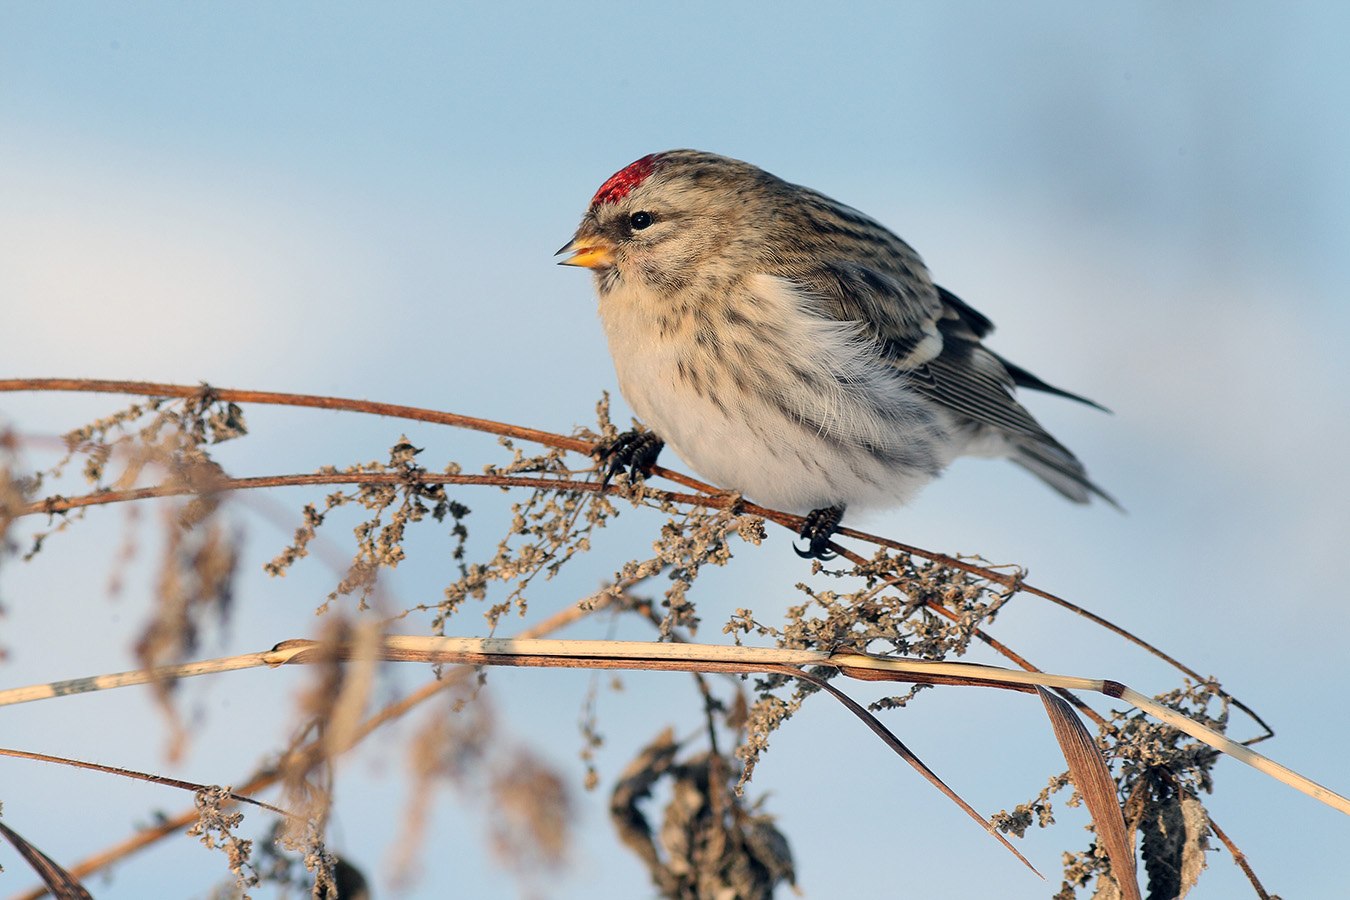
[629,211,653,230]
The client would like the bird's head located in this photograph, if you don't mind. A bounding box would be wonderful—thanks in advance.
[558,150,779,294]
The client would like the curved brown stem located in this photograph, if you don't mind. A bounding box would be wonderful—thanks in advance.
[0,378,595,453]
[1,376,1272,740]
[1207,814,1273,900]
[8,595,614,900]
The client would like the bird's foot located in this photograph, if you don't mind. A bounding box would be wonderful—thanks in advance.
[794,505,845,560]
[595,429,665,486]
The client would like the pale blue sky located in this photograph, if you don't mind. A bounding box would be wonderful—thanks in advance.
[2,4,1348,898]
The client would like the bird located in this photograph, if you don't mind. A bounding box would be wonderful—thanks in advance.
[557,150,1114,558]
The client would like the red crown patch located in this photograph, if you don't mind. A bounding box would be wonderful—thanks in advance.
[591,154,658,207]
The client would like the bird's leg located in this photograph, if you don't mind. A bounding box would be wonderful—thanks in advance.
[794,505,845,560]
[595,429,665,486]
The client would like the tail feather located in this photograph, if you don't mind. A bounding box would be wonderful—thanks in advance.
[995,353,1111,413]
[1010,439,1121,510]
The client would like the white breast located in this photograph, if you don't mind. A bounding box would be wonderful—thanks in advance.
[597,273,957,512]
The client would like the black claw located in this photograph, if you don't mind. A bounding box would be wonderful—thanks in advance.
[792,542,833,560]
[794,505,845,560]
[596,429,665,486]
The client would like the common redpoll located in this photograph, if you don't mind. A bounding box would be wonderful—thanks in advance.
[558,150,1114,557]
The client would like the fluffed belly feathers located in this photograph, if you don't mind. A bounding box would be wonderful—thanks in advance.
[597,273,965,513]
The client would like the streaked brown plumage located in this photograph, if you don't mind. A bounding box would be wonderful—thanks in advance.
[559,150,1114,556]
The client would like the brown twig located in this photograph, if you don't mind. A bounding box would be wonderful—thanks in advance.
[824,523,1274,744]
[0,748,292,818]
[9,594,614,900]
[0,378,594,454]
[820,536,1106,724]
[1208,815,1273,900]
[1,376,1272,740]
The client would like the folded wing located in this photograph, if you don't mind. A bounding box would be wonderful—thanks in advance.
[789,260,1117,507]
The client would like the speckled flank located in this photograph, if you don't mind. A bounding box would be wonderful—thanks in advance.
[569,149,1112,511]
[591,154,658,207]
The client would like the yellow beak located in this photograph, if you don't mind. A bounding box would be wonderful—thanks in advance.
[555,237,615,269]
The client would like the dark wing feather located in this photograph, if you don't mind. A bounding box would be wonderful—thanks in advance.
[790,260,1048,435]
[1010,436,1121,508]
[936,285,994,338]
[994,352,1111,412]
[784,258,1115,505]
[921,332,1045,437]
[938,285,1109,411]
[790,259,944,362]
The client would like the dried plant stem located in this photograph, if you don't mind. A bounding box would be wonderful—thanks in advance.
[0,378,594,455]
[0,647,294,706]
[5,637,1345,818]
[820,537,1108,725]
[1037,686,1140,900]
[17,472,708,519]
[1207,816,1273,900]
[1,377,1275,743]
[820,526,1276,741]
[8,596,611,900]
[0,748,292,818]
[835,650,1348,816]
[15,473,1274,740]
[787,665,1039,875]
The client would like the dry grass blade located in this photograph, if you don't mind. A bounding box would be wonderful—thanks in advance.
[0,377,1277,743]
[3,638,1347,818]
[1115,685,1348,815]
[8,597,613,900]
[0,820,94,900]
[0,648,292,706]
[1036,686,1140,900]
[0,378,1325,896]
[830,651,1350,816]
[791,667,1040,876]
[0,747,292,818]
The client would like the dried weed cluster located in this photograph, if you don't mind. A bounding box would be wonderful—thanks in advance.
[0,383,1274,899]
